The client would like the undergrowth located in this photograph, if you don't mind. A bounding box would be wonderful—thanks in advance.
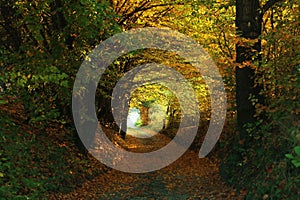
[0,105,106,199]
[220,118,300,199]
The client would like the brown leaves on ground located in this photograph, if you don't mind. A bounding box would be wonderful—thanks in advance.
[50,127,245,200]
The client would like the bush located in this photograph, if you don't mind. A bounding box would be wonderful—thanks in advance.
[1,0,121,126]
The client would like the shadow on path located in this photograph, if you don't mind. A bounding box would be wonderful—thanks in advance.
[49,128,245,199]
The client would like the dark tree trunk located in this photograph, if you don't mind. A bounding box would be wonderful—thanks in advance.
[97,95,114,125]
[115,92,130,139]
[119,106,129,139]
[235,0,262,138]
[73,80,98,156]
[235,0,281,138]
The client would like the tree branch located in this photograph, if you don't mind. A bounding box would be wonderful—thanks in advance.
[262,0,282,15]
[118,2,182,26]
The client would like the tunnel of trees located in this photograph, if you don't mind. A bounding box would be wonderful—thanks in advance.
[0,0,299,199]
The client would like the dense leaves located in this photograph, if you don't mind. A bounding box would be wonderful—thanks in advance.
[1,0,121,125]
[0,0,299,199]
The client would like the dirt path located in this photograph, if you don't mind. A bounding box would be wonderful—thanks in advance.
[50,128,245,200]
[127,127,159,138]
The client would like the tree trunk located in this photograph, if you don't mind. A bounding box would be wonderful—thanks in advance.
[97,95,114,126]
[235,0,262,138]
[140,106,150,126]
[119,107,128,139]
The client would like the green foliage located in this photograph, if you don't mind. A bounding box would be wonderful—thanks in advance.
[0,116,53,198]
[0,0,120,198]
[221,121,299,199]
[0,98,7,105]
[7,65,69,125]
[1,0,121,126]
[130,84,173,109]
[285,146,300,168]
[0,113,103,199]
[135,118,143,127]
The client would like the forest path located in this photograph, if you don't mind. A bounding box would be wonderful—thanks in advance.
[50,128,245,200]
[126,127,159,138]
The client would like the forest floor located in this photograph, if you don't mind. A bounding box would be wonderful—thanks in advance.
[49,127,246,200]
[0,96,245,199]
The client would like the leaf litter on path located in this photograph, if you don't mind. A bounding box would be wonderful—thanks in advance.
[49,127,245,199]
